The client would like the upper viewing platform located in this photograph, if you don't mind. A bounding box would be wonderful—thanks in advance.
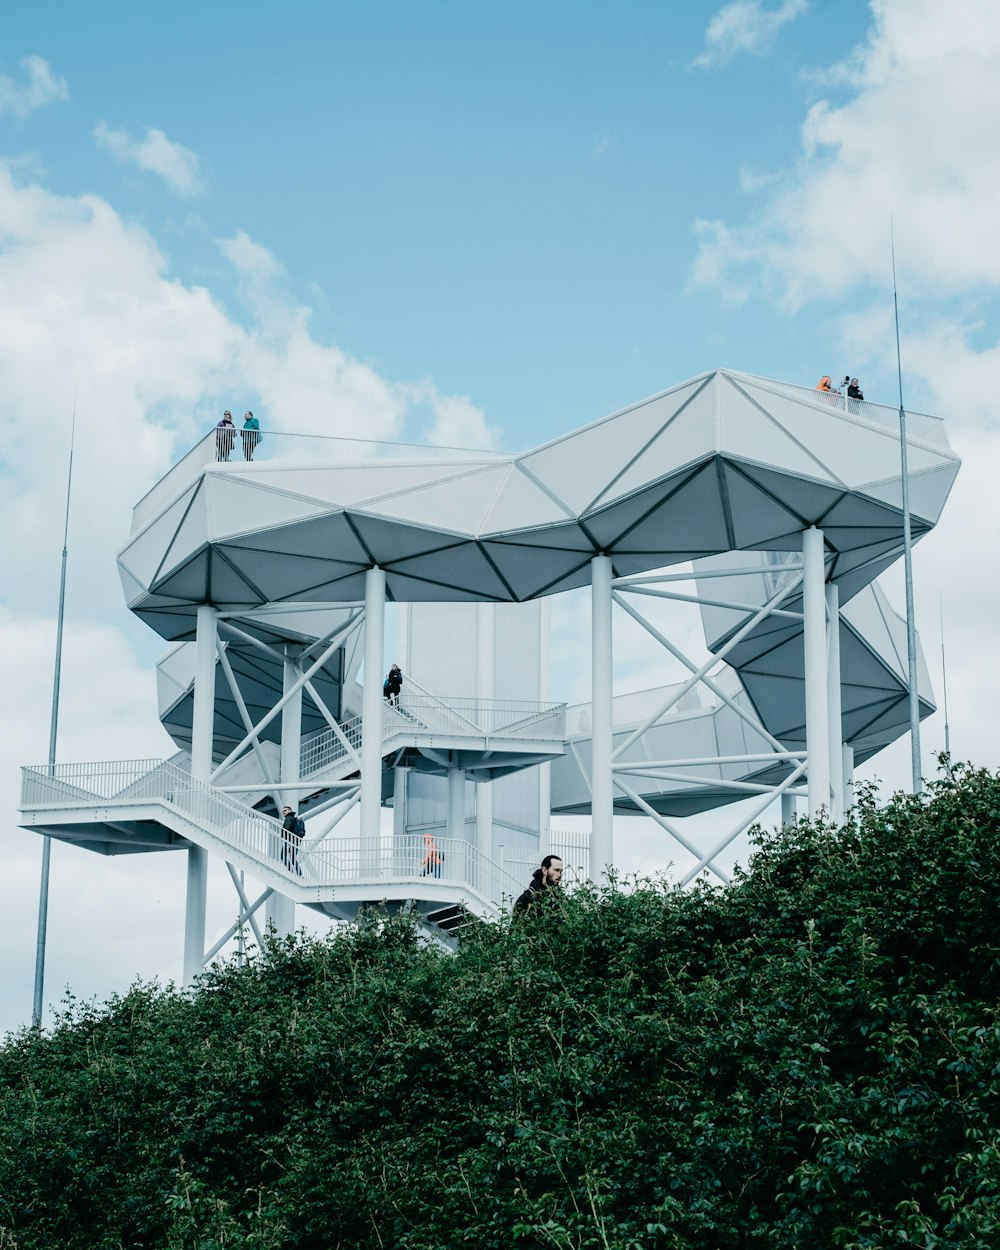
[118,369,959,640]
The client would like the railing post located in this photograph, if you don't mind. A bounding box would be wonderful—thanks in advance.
[360,567,386,858]
[803,528,830,818]
[184,603,216,984]
[590,555,614,881]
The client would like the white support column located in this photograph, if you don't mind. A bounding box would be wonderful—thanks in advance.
[591,555,614,880]
[475,602,494,858]
[780,792,796,826]
[268,646,300,936]
[360,566,386,852]
[803,528,830,818]
[184,603,217,984]
[842,744,855,815]
[393,599,409,852]
[447,766,466,843]
[826,583,845,825]
[538,596,552,857]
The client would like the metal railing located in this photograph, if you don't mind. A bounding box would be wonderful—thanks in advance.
[303,834,521,904]
[298,695,566,780]
[20,758,518,907]
[131,429,509,533]
[735,372,950,448]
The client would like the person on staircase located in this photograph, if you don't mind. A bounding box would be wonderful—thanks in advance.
[421,831,444,878]
[281,804,305,875]
[513,855,564,916]
[383,663,403,708]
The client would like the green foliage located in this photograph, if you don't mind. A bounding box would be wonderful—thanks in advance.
[3,764,1000,1248]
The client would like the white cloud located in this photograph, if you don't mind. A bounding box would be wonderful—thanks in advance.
[0,165,503,1031]
[693,0,809,68]
[0,55,68,119]
[690,0,1000,306]
[94,122,204,196]
[218,228,284,283]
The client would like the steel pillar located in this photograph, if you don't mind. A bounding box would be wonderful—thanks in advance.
[475,602,494,857]
[780,792,796,825]
[267,646,300,936]
[590,555,614,879]
[184,603,216,984]
[447,766,466,843]
[826,583,844,824]
[842,744,855,814]
[538,596,552,857]
[802,528,830,817]
[360,566,386,849]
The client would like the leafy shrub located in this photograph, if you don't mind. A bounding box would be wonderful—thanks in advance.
[2,764,999,1248]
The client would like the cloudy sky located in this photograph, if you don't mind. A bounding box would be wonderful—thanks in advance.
[3,0,999,1033]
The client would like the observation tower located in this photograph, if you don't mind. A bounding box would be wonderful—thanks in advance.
[19,369,959,980]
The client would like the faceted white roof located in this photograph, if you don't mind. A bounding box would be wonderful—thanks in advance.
[118,369,960,639]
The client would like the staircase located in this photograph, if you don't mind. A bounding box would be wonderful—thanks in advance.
[19,758,522,922]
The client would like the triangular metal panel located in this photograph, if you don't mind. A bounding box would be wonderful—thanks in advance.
[207,476,331,539]
[584,465,704,548]
[387,543,513,600]
[224,513,370,563]
[579,379,713,510]
[352,514,460,565]
[157,483,210,576]
[369,465,509,534]
[220,548,365,601]
[734,464,847,529]
[859,463,959,522]
[480,465,577,535]
[483,521,595,552]
[118,563,148,607]
[481,542,592,599]
[243,462,481,509]
[608,466,732,555]
[721,465,805,550]
[816,492,896,529]
[119,509,185,587]
[208,554,262,605]
[720,381,845,485]
[152,554,209,601]
[289,571,370,603]
[518,384,708,515]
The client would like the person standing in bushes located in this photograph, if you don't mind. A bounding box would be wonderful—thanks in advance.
[513,854,564,915]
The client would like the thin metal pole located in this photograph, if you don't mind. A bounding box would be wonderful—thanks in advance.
[590,555,614,880]
[32,393,77,1028]
[892,222,922,794]
[940,594,951,759]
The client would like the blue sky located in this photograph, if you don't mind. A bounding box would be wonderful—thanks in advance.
[4,0,1000,1031]
[3,0,881,438]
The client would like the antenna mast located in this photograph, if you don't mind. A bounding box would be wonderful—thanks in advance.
[32,390,77,1028]
[891,223,922,795]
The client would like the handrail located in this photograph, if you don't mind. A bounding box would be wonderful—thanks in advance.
[734,372,950,447]
[298,693,566,780]
[19,759,519,908]
[131,429,509,533]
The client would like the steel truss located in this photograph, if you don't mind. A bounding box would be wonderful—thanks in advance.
[587,526,849,885]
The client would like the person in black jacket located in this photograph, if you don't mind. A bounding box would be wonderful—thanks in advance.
[281,804,305,875]
[513,855,564,916]
[383,663,403,707]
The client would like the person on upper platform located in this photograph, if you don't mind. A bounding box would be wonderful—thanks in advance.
[847,378,864,401]
[815,375,835,394]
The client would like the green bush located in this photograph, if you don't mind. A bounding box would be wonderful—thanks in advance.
[2,763,999,1249]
